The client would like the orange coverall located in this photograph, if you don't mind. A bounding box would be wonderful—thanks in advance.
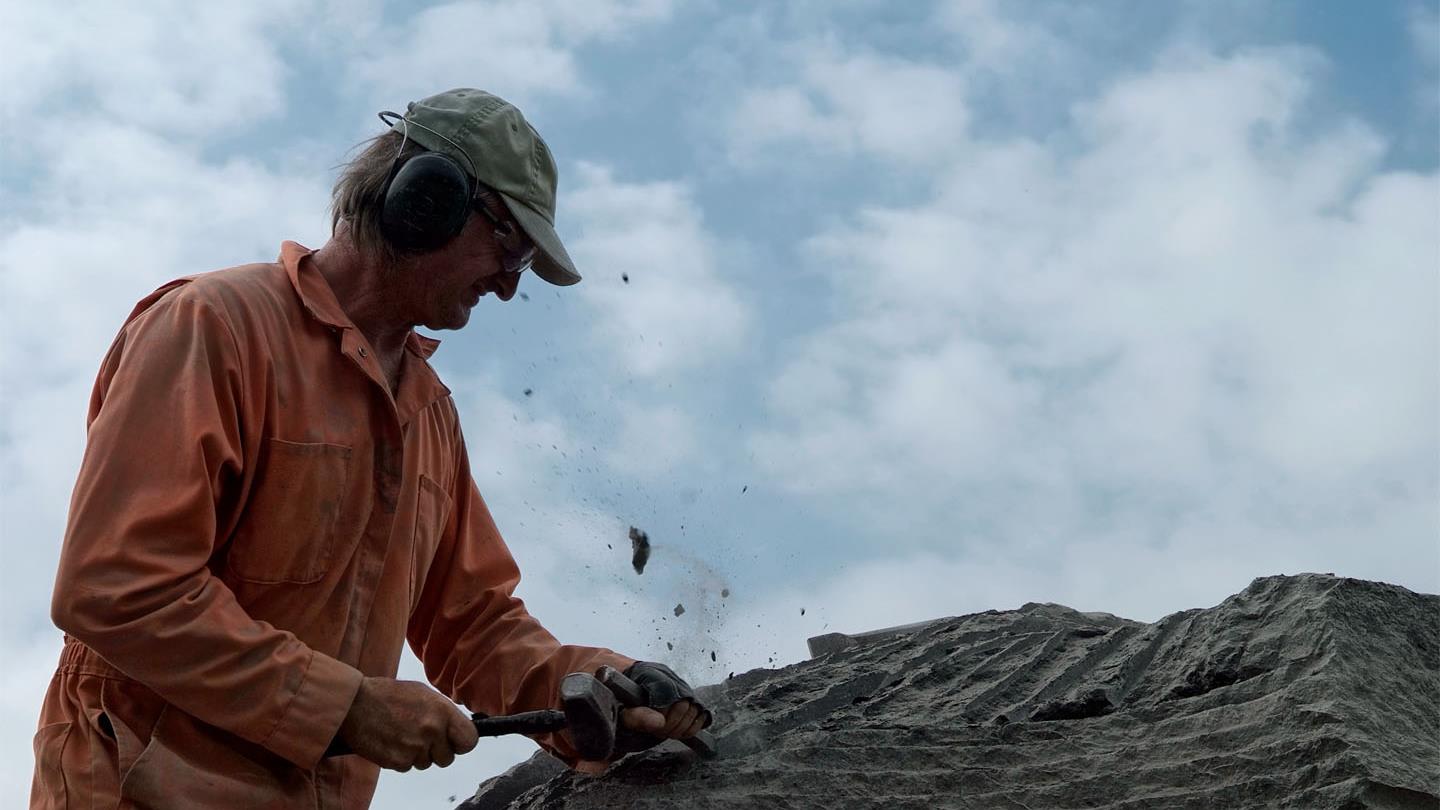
[31,242,633,809]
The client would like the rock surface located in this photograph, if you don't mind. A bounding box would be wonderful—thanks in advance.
[461,574,1440,809]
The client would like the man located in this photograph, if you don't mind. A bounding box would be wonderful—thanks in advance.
[31,89,709,809]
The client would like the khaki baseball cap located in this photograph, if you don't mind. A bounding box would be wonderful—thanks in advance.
[389,88,581,286]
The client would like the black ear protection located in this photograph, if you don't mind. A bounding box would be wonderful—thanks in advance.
[379,151,474,253]
[376,110,479,254]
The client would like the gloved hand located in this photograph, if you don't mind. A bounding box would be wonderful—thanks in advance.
[612,661,712,755]
[628,662,707,716]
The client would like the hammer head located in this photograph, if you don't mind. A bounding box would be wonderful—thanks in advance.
[560,672,621,762]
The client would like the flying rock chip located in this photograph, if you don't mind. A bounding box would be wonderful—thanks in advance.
[629,526,651,575]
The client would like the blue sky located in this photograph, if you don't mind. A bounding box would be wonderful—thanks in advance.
[2,1,1436,806]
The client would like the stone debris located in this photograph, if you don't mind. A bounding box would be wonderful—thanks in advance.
[460,574,1439,809]
[672,603,685,618]
[629,526,650,575]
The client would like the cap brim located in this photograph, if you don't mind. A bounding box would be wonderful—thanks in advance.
[500,194,581,286]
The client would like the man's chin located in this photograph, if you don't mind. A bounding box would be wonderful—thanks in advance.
[423,308,471,331]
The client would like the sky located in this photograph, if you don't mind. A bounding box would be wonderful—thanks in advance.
[0,0,1436,806]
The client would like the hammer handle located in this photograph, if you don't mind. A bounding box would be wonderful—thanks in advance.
[471,709,567,738]
[596,666,719,759]
[326,709,567,757]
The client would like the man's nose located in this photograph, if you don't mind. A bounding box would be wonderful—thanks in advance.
[494,271,520,302]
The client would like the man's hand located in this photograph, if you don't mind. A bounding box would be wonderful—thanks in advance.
[336,676,479,772]
[574,661,711,774]
[620,700,708,741]
[575,702,707,775]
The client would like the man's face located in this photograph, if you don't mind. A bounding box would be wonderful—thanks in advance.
[406,199,529,331]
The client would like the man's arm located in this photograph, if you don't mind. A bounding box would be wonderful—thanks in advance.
[405,430,635,767]
[51,287,363,769]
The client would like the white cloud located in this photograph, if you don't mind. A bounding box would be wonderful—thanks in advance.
[542,0,676,40]
[349,0,676,111]
[605,403,699,480]
[728,42,971,166]
[747,43,1438,595]
[447,375,581,491]
[565,163,751,377]
[936,0,1078,75]
[2,121,329,381]
[0,0,308,135]
[1070,46,1320,166]
[729,85,852,155]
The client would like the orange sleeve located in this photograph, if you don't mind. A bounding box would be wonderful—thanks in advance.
[406,431,634,767]
[51,288,363,769]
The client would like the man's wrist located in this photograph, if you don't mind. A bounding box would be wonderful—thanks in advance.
[266,652,365,768]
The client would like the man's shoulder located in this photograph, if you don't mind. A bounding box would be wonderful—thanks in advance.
[182,261,293,317]
[131,260,296,332]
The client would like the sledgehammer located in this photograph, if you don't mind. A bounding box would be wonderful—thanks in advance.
[325,673,622,761]
[466,673,628,762]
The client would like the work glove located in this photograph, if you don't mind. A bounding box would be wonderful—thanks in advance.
[612,661,713,755]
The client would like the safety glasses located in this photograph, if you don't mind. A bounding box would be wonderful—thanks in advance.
[473,188,536,275]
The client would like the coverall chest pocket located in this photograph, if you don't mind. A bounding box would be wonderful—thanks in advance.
[228,438,354,585]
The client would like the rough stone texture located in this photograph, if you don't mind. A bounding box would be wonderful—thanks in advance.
[458,752,566,810]
[463,574,1440,809]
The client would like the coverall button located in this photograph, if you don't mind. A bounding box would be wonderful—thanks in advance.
[358,347,368,358]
